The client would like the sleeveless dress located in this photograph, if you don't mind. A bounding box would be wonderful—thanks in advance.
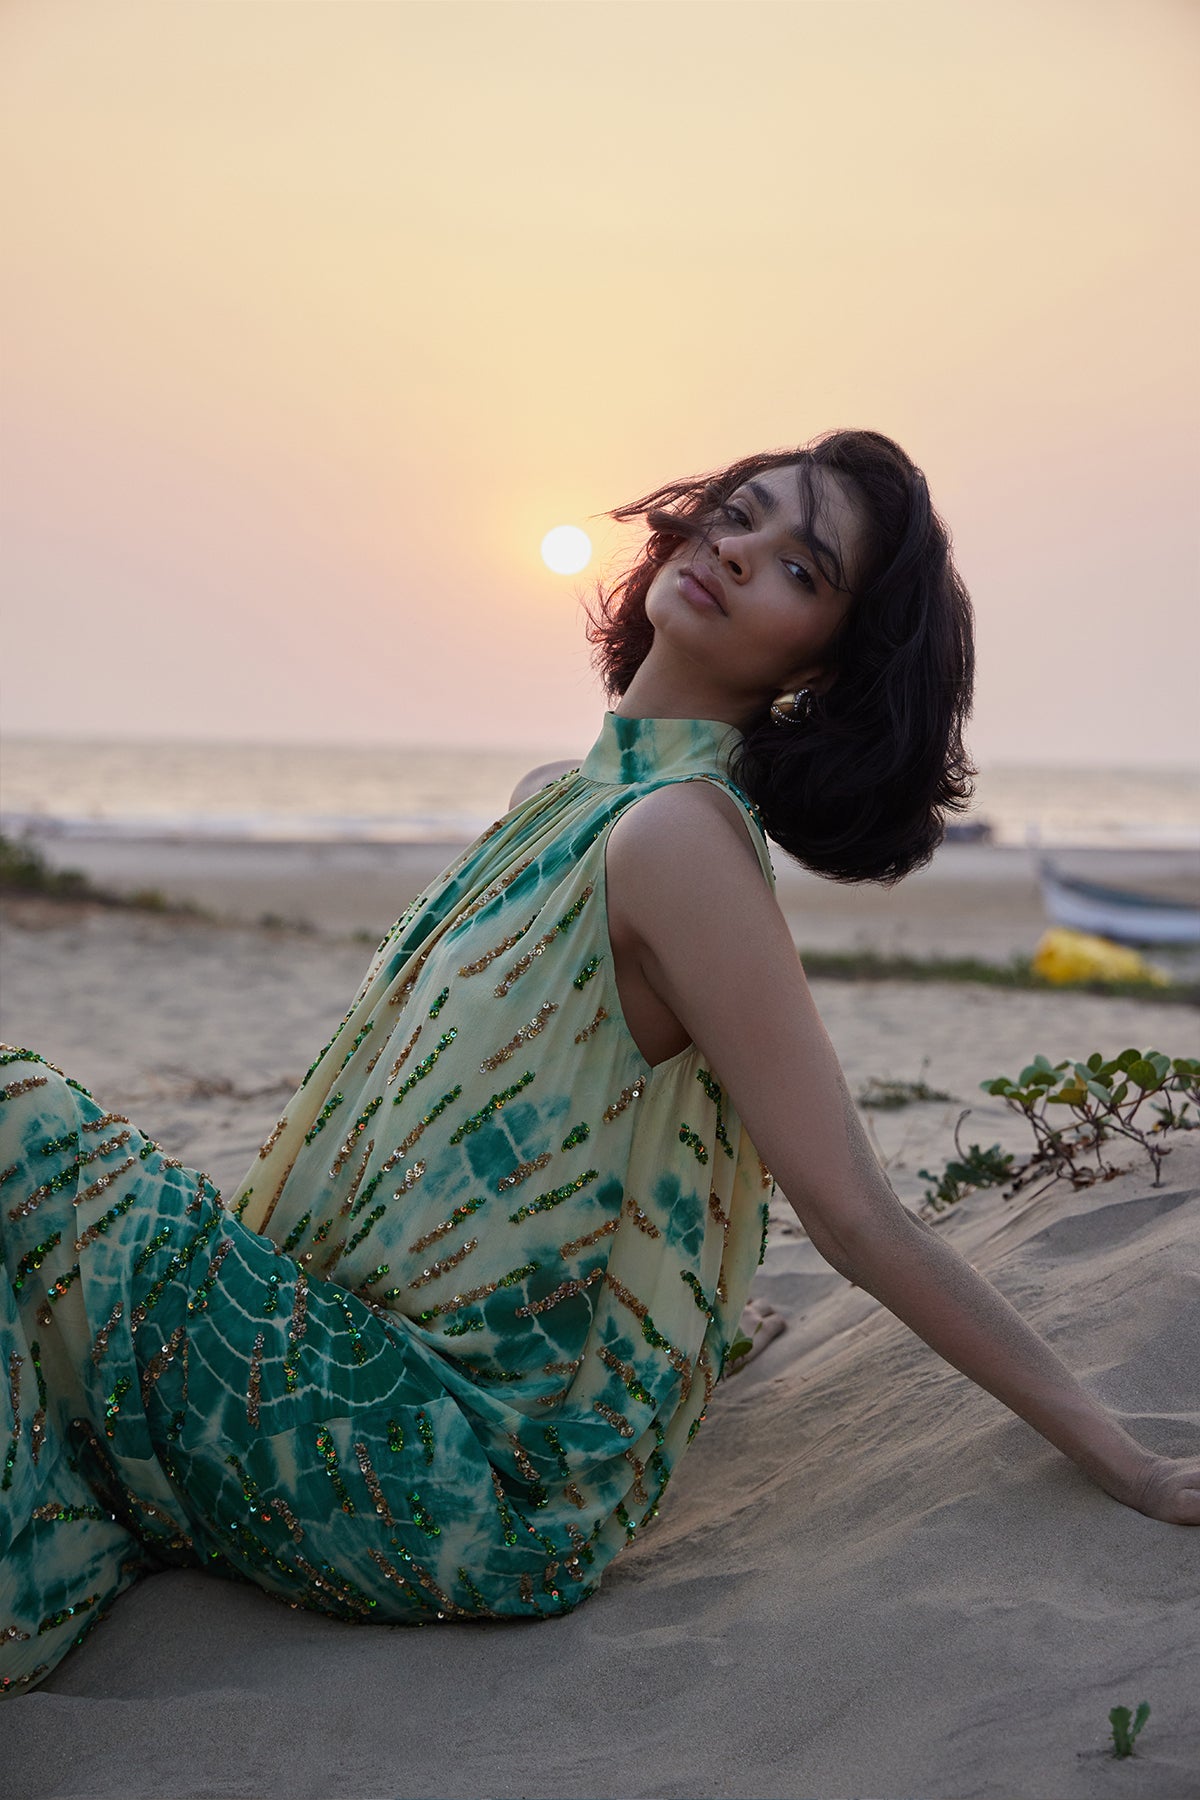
[1,713,777,1696]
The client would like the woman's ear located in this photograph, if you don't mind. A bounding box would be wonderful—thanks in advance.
[781,661,837,698]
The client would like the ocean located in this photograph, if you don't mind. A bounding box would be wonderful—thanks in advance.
[2,736,1197,852]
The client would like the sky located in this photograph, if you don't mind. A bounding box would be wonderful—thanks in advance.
[2,0,1197,766]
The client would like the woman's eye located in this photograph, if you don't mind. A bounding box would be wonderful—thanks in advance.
[785,561,816,591]
[721,503,751,528]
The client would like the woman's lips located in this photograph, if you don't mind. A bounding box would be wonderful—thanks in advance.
[678,568,726,614]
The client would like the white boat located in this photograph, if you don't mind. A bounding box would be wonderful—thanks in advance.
[1039,859,1200,946]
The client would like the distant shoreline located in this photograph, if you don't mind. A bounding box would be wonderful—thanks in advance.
[7,829,1198,965]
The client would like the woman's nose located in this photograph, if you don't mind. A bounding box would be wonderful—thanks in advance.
[712,535,748,580]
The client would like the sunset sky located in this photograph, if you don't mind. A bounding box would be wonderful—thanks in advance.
[2,0,1196,766]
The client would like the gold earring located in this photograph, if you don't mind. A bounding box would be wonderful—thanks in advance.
[769,688,815,726]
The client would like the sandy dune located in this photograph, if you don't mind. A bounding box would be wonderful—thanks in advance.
[2,897,1197,1799]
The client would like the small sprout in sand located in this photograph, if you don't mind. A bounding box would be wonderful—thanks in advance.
[1109,1700,1150,1759]
[857,1069,953,1111]
[724,1332,755,1373]
[919,1114,1013,1213]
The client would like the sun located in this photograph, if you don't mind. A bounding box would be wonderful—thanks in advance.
[540,525,592,575]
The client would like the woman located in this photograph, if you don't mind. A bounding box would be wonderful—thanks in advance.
[2,429,1196,1697]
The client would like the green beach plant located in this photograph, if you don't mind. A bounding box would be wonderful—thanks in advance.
[983,1051,1200,1189]
[797,946,1198,1005]
[1108,1701,1150,1759]
[919,1111,1013,1212]
[917,1050,1199,1212]
[0,832,93,899]
[858,1069,953,1111]
[0,831,196,917]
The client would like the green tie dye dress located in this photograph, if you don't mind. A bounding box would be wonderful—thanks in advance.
[1,713,776,1695]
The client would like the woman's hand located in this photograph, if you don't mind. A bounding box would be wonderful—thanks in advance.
[1128,1456,1200,1525]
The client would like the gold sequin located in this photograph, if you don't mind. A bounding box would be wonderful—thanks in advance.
[507,1432,540,1485]
[603,1076,646,1123]
[460,857,533,920]
[407,1194,486,1257]
[246,1331,266,1428]
[330,1097,383,1176]
[699,1344,715,1406]
[139,1323,187,1407]
[367,1547,429,1611]
[81,1111,131,1134]
[458,916,536,978]
[598,1344,653,1405]
[385,1025,424,1085]
[558,1218,619,1258]
[496,1152,553,1193]
[353,1440,394,1524]
[257,1114,288,1160]
[72,1157,139,1248]
[593,1399,635,1439]
[514,1265,604,1318]
[396,1087,462,1158]
[408,1237,479,1290]
[624,1449,649,1503]
[622,1195,661,1238]
[480,1001,558,1073]
[574,1005,608,1045]
[493,886,594,998]
[283,1271,309,1391]
[416,1259,539,1322]
[267,1491,304,1541]
[1,1076,47,1101]
[336,1141,375,1221]
[603,1273,692,1391]
[89,1301,124,1365]
[391,1160,426,1199]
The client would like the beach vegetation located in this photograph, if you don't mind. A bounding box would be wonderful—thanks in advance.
[0,832,94,899]
[920,1122,1013,1212]
[918,1051,1199,1212]
[858,1068,953,1110]
[983,1050,1200,1190]
[797,946,1198,1005]
[0,831,198,917]
[1108,1701,1150,1758]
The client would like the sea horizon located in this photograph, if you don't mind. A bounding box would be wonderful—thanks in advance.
[2,732,1198,853]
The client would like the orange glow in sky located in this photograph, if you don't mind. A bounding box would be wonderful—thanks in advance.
[1,0,1196,763]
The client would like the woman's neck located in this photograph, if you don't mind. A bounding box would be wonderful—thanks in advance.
[614,657,754,730]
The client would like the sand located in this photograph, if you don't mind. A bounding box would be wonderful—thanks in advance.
[21,832,1200,964]
[1,882,1198,1800]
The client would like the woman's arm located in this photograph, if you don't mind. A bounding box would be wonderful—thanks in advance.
[606,782,1200,1524]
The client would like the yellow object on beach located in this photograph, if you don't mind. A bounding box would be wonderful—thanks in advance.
[1032,927,1168,986]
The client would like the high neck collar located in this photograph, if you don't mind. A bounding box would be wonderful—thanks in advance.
[580,712,743,789]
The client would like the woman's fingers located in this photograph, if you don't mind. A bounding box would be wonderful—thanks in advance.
[1136,1458,1200,1525]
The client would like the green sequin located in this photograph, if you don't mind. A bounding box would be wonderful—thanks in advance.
[303,1093,345,1144]
[508,1169,599,1225]
[447,1072,535,1146]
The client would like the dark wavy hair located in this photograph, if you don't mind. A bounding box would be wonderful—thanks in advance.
[587,429,975,883]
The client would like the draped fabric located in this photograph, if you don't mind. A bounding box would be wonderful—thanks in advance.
[2,714,776,1695]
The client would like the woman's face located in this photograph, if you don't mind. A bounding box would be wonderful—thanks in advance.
[644,462,866,709]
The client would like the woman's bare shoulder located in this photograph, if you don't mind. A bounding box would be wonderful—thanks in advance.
[605,780,774,935]
[507,759,580,809]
